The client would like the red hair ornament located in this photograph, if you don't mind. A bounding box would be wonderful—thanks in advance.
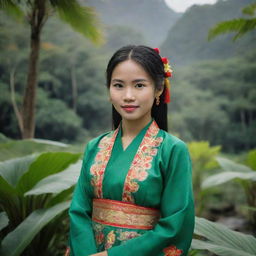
[153,48,173,103]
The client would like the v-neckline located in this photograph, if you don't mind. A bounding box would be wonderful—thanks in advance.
[118,120,153,152]
[90,119,160,199]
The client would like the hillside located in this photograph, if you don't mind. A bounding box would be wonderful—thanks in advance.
[85,0,181,46]
[161,0,256,66]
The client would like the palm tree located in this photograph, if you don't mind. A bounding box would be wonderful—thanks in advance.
[0,0,102,139]
[208,3,256,41]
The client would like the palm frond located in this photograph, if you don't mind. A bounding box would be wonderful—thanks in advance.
[208,18,256,41]
[0,0,24,21]
[242,3,256,16]
[50,0,103,44]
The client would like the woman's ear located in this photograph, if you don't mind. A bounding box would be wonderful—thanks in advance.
[155,85,164,98]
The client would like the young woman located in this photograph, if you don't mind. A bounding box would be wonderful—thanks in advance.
[68,45,194,256]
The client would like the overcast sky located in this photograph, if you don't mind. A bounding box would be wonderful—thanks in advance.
[165,0,218,12]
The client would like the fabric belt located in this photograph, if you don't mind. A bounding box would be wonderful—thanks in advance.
[92,198,160,230]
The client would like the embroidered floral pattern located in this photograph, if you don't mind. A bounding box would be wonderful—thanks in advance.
[117,230,141,241]
[92,222,145,251]
[122,121,163,202]
[163,245,183,256]
[95,231,105,245]
[93,223,105,245]
[90,130,118,198]
[105,230,116,249]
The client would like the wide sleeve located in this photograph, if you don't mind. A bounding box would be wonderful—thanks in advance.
[68,143,97,256]
[107,140,195,256]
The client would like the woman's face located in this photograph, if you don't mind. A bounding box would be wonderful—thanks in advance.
[109,59,162,125]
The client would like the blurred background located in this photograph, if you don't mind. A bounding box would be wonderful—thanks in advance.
[0,0,256,255]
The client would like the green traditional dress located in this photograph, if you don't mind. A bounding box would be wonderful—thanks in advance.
[69,120,194,256]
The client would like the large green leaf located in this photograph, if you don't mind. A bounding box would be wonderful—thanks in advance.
[202,171,256,189]
[246,149,256,171]
[0,176,17,195]
[192,239,254,256]
[193,217,256,255]
[16,152,81,195]
[216,157,253,173]
[25,160,82,196]
[29,138,69,147]
[208,18,256,41]
[0,201,70,256]
[51,0,103,44]
[47,186,74,207]
[0,155,36,187]
[0,155,37,196]
[202,157,256,188]
[0,211,9,231]
[0,139,71,161]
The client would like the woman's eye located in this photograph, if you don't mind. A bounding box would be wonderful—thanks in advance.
[113,83,123,88]
[135,83,145,88]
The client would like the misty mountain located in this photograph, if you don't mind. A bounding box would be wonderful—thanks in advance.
[85,0,181,46]
[161,0,256,66]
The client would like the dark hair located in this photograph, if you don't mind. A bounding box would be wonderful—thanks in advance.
[106,45,168,131]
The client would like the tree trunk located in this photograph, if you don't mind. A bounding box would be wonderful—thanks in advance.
[71,64,78,113]
[10,65,24,136]
[22,0,46,139]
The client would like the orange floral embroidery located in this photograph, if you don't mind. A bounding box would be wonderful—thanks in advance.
[90,130,118,198]
[95,231,105,245]
[163,245,183,256]
[105,230,116,250]
[122,121,163,202]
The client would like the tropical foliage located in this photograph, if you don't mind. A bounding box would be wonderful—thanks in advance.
[208,3,256,40]
[203,153,256,228]
[192,217,256,256]
[0,145,82,255]
[188,142,221,215]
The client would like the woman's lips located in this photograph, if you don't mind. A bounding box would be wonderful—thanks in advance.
[122,105,139,113]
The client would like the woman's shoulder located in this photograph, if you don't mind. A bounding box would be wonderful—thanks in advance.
[86,130,113,149]
[159,129,188,150]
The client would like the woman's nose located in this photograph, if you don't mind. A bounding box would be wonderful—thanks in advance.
[123,87,135,101]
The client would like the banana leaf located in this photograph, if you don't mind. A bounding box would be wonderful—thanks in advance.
[0,201,70,256]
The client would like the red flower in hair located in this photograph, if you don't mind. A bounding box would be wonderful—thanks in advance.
[161,57,168,64]
[165,71,172,78]
[154,48,160,54]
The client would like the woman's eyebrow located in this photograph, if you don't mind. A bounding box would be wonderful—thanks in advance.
[132,79,148,83]
[111,78,149,83]
[111,79,124,83]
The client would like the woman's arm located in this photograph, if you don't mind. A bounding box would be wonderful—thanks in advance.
[69,144,98,255]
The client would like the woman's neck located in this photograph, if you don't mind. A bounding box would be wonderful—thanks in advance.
[121,116,152,138]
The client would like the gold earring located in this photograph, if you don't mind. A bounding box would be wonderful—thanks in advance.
[156,96,160,106]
